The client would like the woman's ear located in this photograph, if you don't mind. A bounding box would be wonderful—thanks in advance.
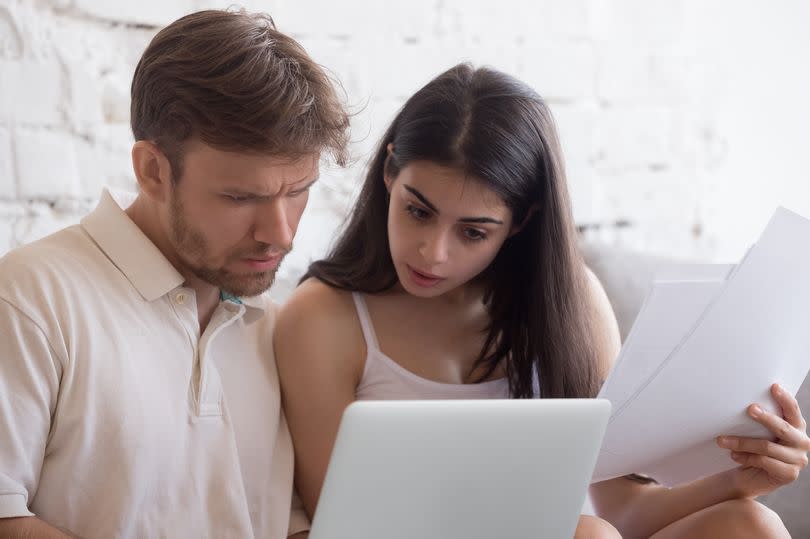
[131,141,173,203]
[508,204,539,238]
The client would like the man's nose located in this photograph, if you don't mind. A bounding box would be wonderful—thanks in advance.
[254,198,293,251]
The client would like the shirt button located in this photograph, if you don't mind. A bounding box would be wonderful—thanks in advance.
[175,292,188,305]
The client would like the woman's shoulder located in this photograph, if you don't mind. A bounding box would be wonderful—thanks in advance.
[273,278,365,375]
[276,278,358,337]
[287,276,355,312]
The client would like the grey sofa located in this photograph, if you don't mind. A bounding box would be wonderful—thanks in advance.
[582,241,810,537]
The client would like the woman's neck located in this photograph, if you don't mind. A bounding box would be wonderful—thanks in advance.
[388,280,487,311]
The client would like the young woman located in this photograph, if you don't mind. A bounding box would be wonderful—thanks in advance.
[275,64,808,538]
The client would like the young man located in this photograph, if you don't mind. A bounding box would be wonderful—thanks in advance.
[0,9,348,538]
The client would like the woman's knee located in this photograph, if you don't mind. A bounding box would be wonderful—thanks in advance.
[574,514,622,539]
[710,499,789,539]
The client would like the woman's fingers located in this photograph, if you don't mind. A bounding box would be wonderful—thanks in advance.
[719,386,810,485]
[746,402,810,450]
[771,383,807,431]
[717,435,809,466]
[729,451,803,484]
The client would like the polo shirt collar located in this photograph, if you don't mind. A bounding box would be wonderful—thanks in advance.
[220,289,268,312]
[81,189,266,313]
[82,189,184,302]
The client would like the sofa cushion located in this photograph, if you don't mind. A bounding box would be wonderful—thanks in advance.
[580,240,810,536]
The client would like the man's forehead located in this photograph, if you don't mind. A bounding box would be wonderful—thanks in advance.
[272,156,320,188]
[187,144,319,178]
[185,139,319,165]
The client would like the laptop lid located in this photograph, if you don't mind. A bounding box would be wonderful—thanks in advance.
[309,398,610,539]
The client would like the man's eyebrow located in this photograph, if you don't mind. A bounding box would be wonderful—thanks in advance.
[294,171,320,184]
[403,185,438,213]
[291,175,319,191]
[223,174,319,197]
[403,184,504,225]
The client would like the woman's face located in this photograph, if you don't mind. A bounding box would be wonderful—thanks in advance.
[385,160,515,299]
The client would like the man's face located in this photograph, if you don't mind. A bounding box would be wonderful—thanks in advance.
[165,141,319,297]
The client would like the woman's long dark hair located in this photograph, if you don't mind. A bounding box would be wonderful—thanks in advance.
[303,64,601,399]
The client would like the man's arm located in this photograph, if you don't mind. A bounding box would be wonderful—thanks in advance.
[0,516,77,538]
[0,299,65,535]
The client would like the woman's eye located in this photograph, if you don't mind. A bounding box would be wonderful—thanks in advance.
[463,228,487,242]
[406,204,430,221]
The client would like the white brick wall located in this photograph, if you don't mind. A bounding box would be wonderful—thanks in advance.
[0,60,63,124]
[2,0,810,301]
[15,128,82,198]
[0,124,13,198]
[73,0,197,27]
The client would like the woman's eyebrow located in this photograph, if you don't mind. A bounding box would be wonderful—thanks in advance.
[458,216,504,225]
[403,185,438,212]
[403,184,504,225]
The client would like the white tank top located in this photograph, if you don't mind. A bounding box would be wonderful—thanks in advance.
[352,293,511,400]
[350,293,596,515]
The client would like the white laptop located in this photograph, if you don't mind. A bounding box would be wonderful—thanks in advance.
[309,399,611,539]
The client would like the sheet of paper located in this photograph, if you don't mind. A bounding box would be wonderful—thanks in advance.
[600,263,735,415]
[594,207,810,486]
[598,280,727,417]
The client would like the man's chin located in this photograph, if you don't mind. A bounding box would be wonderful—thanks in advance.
[220,273,276,297]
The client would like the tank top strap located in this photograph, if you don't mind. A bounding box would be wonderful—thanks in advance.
[351,292,381,351]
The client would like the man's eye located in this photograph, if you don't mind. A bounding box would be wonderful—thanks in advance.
[287,188,309,198]
[224,194,250,203]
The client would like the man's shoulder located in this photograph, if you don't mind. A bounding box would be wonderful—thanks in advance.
[0,224,100,300]
[243,292,281,327]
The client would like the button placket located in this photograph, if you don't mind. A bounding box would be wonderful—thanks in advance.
[195,303,245,417]
[169,287,199,337]
[167,287,203,415]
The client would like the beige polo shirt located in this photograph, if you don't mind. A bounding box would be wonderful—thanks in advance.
[0,190,307,538]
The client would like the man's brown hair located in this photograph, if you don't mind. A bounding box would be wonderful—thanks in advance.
[130,9,350,178]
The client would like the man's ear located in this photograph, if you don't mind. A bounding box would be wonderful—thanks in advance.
[508,204,540,238]
[131,141,174,203]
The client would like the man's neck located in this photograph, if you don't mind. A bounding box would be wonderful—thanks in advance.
[182,273,221,333]
[124,195,221,333]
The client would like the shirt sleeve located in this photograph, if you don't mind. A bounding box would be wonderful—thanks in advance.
[0,298,62,518]
[287,489,311,536]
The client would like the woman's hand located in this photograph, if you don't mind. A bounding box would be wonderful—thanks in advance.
[716,383,810,498]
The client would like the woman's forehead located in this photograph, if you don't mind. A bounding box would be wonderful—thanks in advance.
[397,161,509,215]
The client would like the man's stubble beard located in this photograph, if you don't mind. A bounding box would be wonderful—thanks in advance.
[168,191,286,297]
